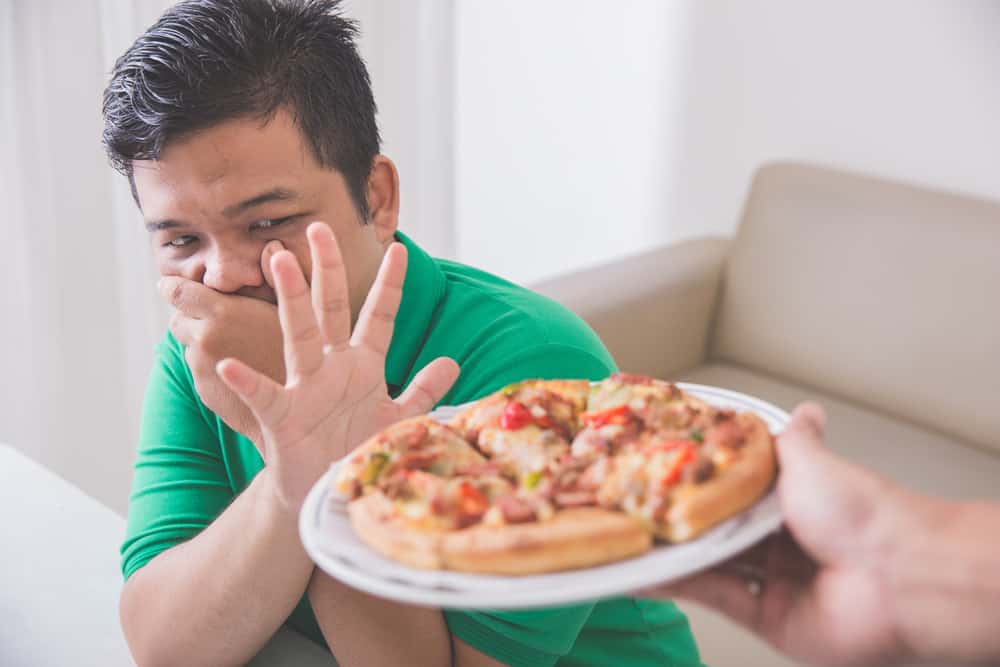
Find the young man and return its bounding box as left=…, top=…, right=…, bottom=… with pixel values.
left=104, top=1, right=702, bottom=665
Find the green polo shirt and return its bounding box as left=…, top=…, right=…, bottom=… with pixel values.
left=122, top=232, right=702, bottom=667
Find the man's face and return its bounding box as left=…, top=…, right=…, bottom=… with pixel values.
left=133, top=109, right=392, bottom=314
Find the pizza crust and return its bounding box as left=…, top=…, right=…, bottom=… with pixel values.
left=347, top=493, right=444, bottom=570
left=658, top=413, right=776, bottom=542
left=441, top=507, right=651, bottom=575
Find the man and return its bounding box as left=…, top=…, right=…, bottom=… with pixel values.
left=103, top=1, right=702, bottom=665
left=646, top=403, right=1000, bottom=667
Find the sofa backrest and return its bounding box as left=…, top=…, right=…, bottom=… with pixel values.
left=712, top=162, right=1000, bottom=453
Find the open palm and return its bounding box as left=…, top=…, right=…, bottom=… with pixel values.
left=216, top=223, right=459, bottom=510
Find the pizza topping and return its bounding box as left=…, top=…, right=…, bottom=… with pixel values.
left=500, top=381, right=523, bottom=397
left=580, top=404, right=631, bottom=428
left=400, top=421, right=430, bottom=448
left=660, top=444, right=697, bottom=487
left=500, top=401, right=533, bottom=430
left=523, top=469, right=543, bottom=490
left=359, top=452, right=391, bottom=484
left=577, top=456, right=610, bottom=489
left=457, top=482, right=489, bottom=517
left=496, top=495, right=537, bottom=524
left=649, top=438, right=699, bottom=453
left=454, top=462, right=502, bottom=477
left=705, top=418, right=746, bottom=451
left=554, top=490, right=597, bottom=508
left=682, top=456, right=715, bottom=484
left=397, top=450, right=438, bottom=471
left=690, top=428, right=704, bottom=443
left=609, top=372, right=656, bottom=386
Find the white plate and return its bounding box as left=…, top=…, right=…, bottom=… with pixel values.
left=299, top=382, right=788, bottom=609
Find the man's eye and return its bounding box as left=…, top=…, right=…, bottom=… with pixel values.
left=166, top=235, right=197, bottom=248
left=251, top=216, right=294, bottom=231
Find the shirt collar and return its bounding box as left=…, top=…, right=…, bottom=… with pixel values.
left=383, top=231, right=446, bottom=394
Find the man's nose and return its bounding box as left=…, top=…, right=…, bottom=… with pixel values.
left=201, top=245, right=264, bottom=293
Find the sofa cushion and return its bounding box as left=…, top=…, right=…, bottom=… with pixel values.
left=711, top=162, right=1000, bottom=454
left=680, top=363, right=1000, bottom=499
left=531, top=238, right=730, bottom=380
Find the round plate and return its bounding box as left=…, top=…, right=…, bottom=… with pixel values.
left=299, top=382, right=787, bottom=609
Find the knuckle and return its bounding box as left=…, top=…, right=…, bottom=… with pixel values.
left=290, top=323, right=322, bottom=346
left=169, top=281, right=185, bottom=306
left=322, top=295, right=349, bottom=313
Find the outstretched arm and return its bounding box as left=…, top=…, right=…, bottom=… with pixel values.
left=219, top=222, right=509, bottom=666
left=643, top=403, right=1000, bottom=666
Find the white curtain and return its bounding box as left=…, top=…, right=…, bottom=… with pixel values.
left=0, top=0, right=453, bottom=513
left=0, top=0, right=173, bottom=513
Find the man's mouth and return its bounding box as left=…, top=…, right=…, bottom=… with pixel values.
left=236, top=285, right=278, bottom=305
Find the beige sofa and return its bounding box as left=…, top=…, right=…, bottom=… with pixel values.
left=533, top=162, right=1000, bottom=667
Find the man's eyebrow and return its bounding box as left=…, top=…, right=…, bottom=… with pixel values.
left=142, top=188, right=300, bottom=232
left=222, top=187, right=299, bottom=217
left=144, top=220, right=181, bottom=232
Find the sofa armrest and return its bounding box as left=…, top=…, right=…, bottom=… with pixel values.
left=531, top=238, right=731, bottom=379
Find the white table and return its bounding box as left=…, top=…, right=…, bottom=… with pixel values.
left=0, top=444, right=335, bottom=666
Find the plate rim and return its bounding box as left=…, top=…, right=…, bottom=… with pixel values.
left=298, top=382, right=789, bottom=609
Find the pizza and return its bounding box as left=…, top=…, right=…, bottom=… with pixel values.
left=331, top=373, right=777, bottom=575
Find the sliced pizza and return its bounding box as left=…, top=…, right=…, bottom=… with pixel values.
left=333, top=416, right=486, bottom=499
left=450, top=379, right=590, bottom=485
left=597, top=410, right=776, bottom=541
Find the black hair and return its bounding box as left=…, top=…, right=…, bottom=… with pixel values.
left=102, top=0, right=380, bottom=220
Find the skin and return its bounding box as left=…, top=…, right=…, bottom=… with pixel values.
left=140, top=109, right=387, bottom=446
left=122, top=110, right=504, bottom=666
left=644, top=404, right=1000, bottom=667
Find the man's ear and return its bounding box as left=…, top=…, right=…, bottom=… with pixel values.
left=366, top=155, right=400, bottom=245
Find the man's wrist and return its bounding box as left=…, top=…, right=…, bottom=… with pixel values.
left=253, top=466, right=303, bottom=523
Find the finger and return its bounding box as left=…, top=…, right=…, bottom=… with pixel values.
left=351, top=243, right=407, bottom=355
left=642, top=568, right=764, bottom=629
left=792, top=401, right=826, bottom=438
left=158, top=276, right=219, bottom=318
left=306, top=222, right=351, bottom=349
left=271, top=250, right=325, bottom=379
left=260, top=240, right=285, bottom=290
left=776, top=402, right=830, bottom=469
left=216, top=358, right=289, bottom=428
left=777, top=403, right=888, bottom=565
left=168, top=310, right=202, bottom=346
left=395, top=357, right=461, bottom=418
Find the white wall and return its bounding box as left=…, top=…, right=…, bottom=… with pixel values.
left=454, top=0, right=1000, bottom=284
left=454, top=1, right=694, bottom=284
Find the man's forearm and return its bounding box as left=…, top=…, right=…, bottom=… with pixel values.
left=121, top=470, right=313, bottom=667
left=308, top=570, right=452, bottom=667
left=886, top=492, right=1000, bottom=664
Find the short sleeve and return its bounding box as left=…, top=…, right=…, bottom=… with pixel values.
left=121, top=333, right=234, bottom=580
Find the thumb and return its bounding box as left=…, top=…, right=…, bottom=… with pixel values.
left=775, top=401, right=828, bottom=470
left=777, top=402, right=888, bottom=564
left=261, top=240, right=286, bottom=289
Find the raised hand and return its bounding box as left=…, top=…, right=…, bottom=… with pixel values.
left=216, top=222, right=460, bottom=511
